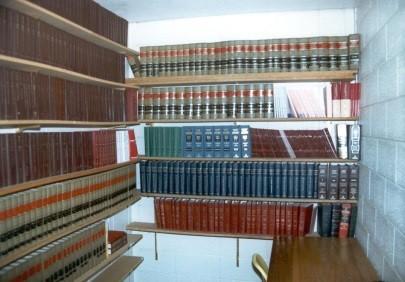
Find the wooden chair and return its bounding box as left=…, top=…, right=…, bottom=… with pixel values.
left=252, top=253, right=269, bottom=282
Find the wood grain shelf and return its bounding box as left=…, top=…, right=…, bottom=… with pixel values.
left=75, top=234, right=143, bottom=282
left=0, top=54, right=137, bottom=89
left=126, top=70, right=357, bottom=87
left=0, top=120, right=140, bottom=128
left=0, top=0, right=138, bottom=57
left=138, top=156, right=358, bottom=163
left=0, top=160, right=138, bottom=197
left=127, top=222, right=273, bottom=240
left=139, top=117, right=358, bottom=123
left=140, top=193, right=358, bottom=204
left=0, top=192, right=141, bottom=269
left=91, top=256, right=143, bottom=282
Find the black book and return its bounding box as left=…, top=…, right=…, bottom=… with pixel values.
left=306, top=162, right=315, bottom=199
left=349, top=204, right=358, bottom=237
left=256, top=162, right=264, bottom=197
left=226, top=162, right=233, bottom=196
left=196, top=161, right=204, bottom=195
left=331, top=204, right=342, bottom=237
left=268, top=162, right=275, bottom=197
left=338, top=164, right=349, bottom=200
left=262, top=162, right=269, bottom=197
left=140, top=161, right=147, bottom=193
left=232, top=162, right=239, bottom=196
left=167, top=161, right=174, bottom=194
left=156, top=161, right=163, bottom=193
left=299, top=162, right=307, bottom=198
left=318, top=163, right=329, bottom=199
left=214, top=162, right=222, bottom=196
left=250, top=162, right=257, bottom=197
left=293, top=162, right=300, bottom=198
left=191, top=161, right=198, bottom=195
left=245, top=162, right=252, bottom=197
left=239, top=162, right=246, bottom=196
left=202, top=162, right=209, bottom=195
left=287, top=162, right=294, bottom=198
left=185, top=161, right=192, bottom=194
left=313, top=163, right=319, bottom=198
left=318, top=204, right=332, bottom=237
left=348, top=164, right=359, bottom=200
left=281, top=162, right=288, bottom=198
left=151, top=161, right=158, bottom=193
left=328, top=164, right=339, bottom=200
left=174, top=161, right=181, bottom=194
left=221, top=162, right=228, bottom=196
left=209, top=162, right=216, bottom=196
left=274, top=162, right=281, bottom=197
left=162, top=161, right=169, bottom=194
left=179, top=161, right=186, bottom=194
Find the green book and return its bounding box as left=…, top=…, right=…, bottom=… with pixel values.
left=144, top=127, right=150, bottom=156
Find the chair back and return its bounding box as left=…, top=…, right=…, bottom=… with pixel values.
left=252, top=253, right=269, bottom=282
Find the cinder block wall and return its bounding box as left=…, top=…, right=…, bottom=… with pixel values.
left=356, top=1, right=405, bottom=281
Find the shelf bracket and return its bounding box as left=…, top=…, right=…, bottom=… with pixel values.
left=236, top=238, right=240, bottom=267
left=16, top=125, right=41, bottom=133
left=154, top=232, right=159, bottom=261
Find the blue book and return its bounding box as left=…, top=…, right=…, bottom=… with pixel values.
left=306, top=162, right=315, bottom=198
left=202, top=162, right=209, bottom=195
left=274, top=162, right=281, bottom=197
left=174, top=161, right=180, bottom=194
left=262, top=162, right=269, bottom=197
left=197, top=161, right=204, bottom=195
left=226, top=162, right=233, bottom=196
left=213, top=127, right=223, bottom=158
left=191, top=161, right=197, bottom=194
left=232, top=162, right=239, bottom=196
left=245, top=162, right=252, bottom=196
left=250, top=162, right=257, bottom=197
left=231, top=126, right=241, bottom=158
left=239, top=125, right=252, bottom=158
left=140, top=161, right=147, bottom=193
left=222, top=126, right=232, bottom=158
left=209, top=162, right=216, bottom=196
left=313, top=164, right=320, bottom=198
left=162, top=161, right=169, bottom=193
left=268, top=162, right=275, bottom=197
left=167, top=161, right=174, bottom=194
left=287, top=162, right=294, bottom=198
left=299, top=162, right=307, bottom=198
left=152, top=161, right=158, bottom=193
left=185, top=161, right=192, bottom=194
left=183, top=127, right=194, bottom=157
left=203, top=127, right=214, bottom=157
left=214, top=162, right=222, bottom=196
left=194, top=127, right=204, bottom=158
left=145, top=161, right=152, bottom=193
left=256, top=162, right=263, bottom=197
left=221, top=162, right=228, bottom=196
left=239, top=162, right=246, bottom=196
left=281, top=162, right=288, bottom=198
left=293, top=163, right=300, bottom=198
left=179, top=161, right=186, bottom=194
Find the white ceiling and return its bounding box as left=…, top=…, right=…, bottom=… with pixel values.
left=95, top=0, right=356, bottom=23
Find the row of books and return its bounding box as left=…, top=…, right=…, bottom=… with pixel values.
left=0, top=67, right=138, bottom=122
left=318, top=203, right=357, bottom=238
left=107, top=230, right=128, bottom=255
left=144, top=126, right=251, bottom=158
left=138, top=83, right=274, bottom=121
left=0, top=164, right=136, bottom=258
left=0, top=7, right=125, bottom=82
left=28, top=0, right=128, bottom=46
left=140, top=161, right=359, bottom=200
left=0, top=130, right=137, bottom=188
left=138, top=34, right=360, bottom=77
left=154, top=197, right=314, bottom=237
left=275, top=82, right=361, bottom=118
left=0, top=222, right=106, bottom=281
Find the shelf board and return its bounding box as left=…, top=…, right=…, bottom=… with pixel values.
left=0, top=160, right=138, bottom=197
left=127, top=222, right=273, bottom=240
left=138, top=156, right=358, bottom=163
left=0, top=120, right=140, bottom=128
left=140, top=193, right=358, bottom=204
left=75, top=234, right=143, bottom=282
left=127, top=70, right=357, bottom=87
left=0, top=0, right=138, bottom=57
left=139, top=117, right=358, bottom=123
left=91, top=256, right=143, bottom=282
left=0, top=54, right=137, bottom=89
left=0, top=192, right=141, bottom=269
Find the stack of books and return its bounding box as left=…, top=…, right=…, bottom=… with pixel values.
left=107, top=231, right=128, bottom=255
left=318, top=203, right=357, bottom=238
left=154, top=197, right=314, bottom=237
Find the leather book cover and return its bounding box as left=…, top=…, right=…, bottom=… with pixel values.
left=306, top=162, right=315, bottom=199
left=328, top=164, right=339, bottom=200
left=202, top=162, right=209, bottom=195
left=280, top=162, right=288, bottom=198
left=232, top=162, right=239, bottom=196
left=338, top=164, right=349, bottom=200
left=194, top=199, right=202, bottom=231
left=244, top=162, right=252, bottom=197
left=208, top=161, right=216, bottom=196
left=187, top=199, right=195, bottom=231
left=214, top=200, right=220, bottom=232
left=298, top=162, right=306, bottom=198
left=190, top=161, right=198, bottom=195
left=231, top=200, right=239, bottom=234
left=285, top=203, right=293, bottom=236
left=331, top=204, right=342, bottom=237
left=214, top=162, right=222, bottom=196
left=287, top=162, right=294, bottom=198
left=298, top=204, right=314, bottom=236
left=154, top=198, right=162, bottom=228
left=213, top=126, right=223, bottom=158
left=331, top=82, right=341, bottom=117
left=239, top=162, right=246, bottom=197
left=292, top=205, right=300, bottom=237
left=194, top=127, right=204, bottom=158
left=338, top=203, right=351, bottom=238
left=250, top=162, right=257, bottom=197
left=174, top=198, right=181, bottom=230
left=164, top=198, right=174, bottom=229
left=274, top=162, right=281, bottom=198
left=201, top=199, right=209, bottom=232
left=159, top=197, right=166, bottom=229
left=250, top=201, right=257, bottom=234
left=348, top=204, right=357, bottom=237
left=182, top=127, right=194, bottom=157
left=318, top=163, right=329, bottom=199
left=203, top=127, right=214, bottom=157
left=220, top=162, right=228, bottom=196
left=280, top=202, right=286, bottom=236
left=239, top=201, right=247, bottom=234
left=255, top=201, right=262, bottom=235
left=275, top=202, right=281, bottom=237
left=246, top=201, right=252, bottom=234
left=218, top=200, right=225, bottom=233
left=261, top=201, right=269, bottom=235
left=226, top=162, right=233, bottom=196
left=262, top=162, right=269, bottom=197
left=208, top=200, right=216, bottom=232
left=224, top=200, right=231, bottom=233
left=268, top=202, right=276, bottom=236
left=317, top=203, right=331, bottom=237
left=180, top=199, right=188, bottom=231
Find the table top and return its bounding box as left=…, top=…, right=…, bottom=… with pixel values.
left=267, top=237, right=380, bottom=282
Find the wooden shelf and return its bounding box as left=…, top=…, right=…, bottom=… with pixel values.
left=0, top=0, right=138, bottom=57
left=0, top=160, right=138, bottom=197
left=0, top=192, right=141, bottom=269
left=140, top=193, right=358, bottom=204
left=91, top=256, right=143, bottom=282
left=139, top=156, right=358, bottom=163
left=139, top=117, right=358, bottom=123
left=0, top=54, right=137, bottom=89
left=127, top=70, right=357, bottom=87
left=127, top=222, right=273, bottom=240
left=75, top=234, right=143, bottom=282
left=0, top=120, right=140, bottom=129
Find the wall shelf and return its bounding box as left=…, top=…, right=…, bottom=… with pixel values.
left=91, top=256, right=144, bottom=282
left=0, top=191, right=141, bottom=269
left=127, top=222, right=273, bottom=240
left=139, top=156, right=358, bottom=163
left=0, top=160, right=138, bottom=197
left=0, top=120, right=140, bottom=129
left=139, top=117, right=358, bottom=123
left=0, top=54, right=137, bottom=90
left=75, top=234, right=143, bottom=282
left=140, top=193, right=357, bottom=204
left=127, top=70, right=357, bottom=87
left=0, top=0, right=139, bottom=57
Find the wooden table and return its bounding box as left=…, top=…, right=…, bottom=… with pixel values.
left=267, top=238, right=379, bottom=282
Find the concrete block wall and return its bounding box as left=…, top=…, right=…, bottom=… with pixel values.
left=356, top=0, right=405, bottom=281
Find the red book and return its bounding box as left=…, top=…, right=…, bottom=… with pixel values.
left=275, top=202, right=281, bottom=237
left=180, top=199, right=188, bottom=231
left=261, top=202, right=269, bottom=235
left=280, top=203, right=286, bottom=236
left=339, top=203, right=352, bottom=238
left=231, top=201, right=239, bottom=234
left=208, top=200, right=216, bottom=232
left=268, top=203, right=276, bottom=236
left=292, top=205, right=300, bottom=237
left=128, top=129, right=138, bottom=160
left=187, top=199, right=195, bottom=231
left=193, top=199, right=202, bottom=231
left=164, top=198, right=173, bottom=229
left=159, top=197, right=166, bottom=228
left=174, top=198, right=181, bottom=230
left=218, top=200, right=225, bottom=233
left=224, top=200, right=231, bottom=233
left=154, top=198, right=161, bottom=228
left=298, top=204, right=314, bottom=236
left=246, top=201, right=252, bottom=234
left=255, top=201, right=262, bottom=235
left=239, top=201, right=247, bottom=234
left=250, top=201, right=257, bottom=234
left=331, top=82, right=341, bottom=117
left=201, top=199, right=209, bottom=232
left=285, top=203, right=293, bottom=237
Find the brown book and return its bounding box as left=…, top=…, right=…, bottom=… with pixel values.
left=231, top=200, right=239, bottom=234
left=164, top=198, right=174, bottom=229
left=275, top=202, right=281, bottom=237
left=339, top=204, right=351, bottom=238
left=154, top=198, right=162, bottom=228
left=250, top=201, right=257, bottom=234
left=246, top=201, right=252, bottom=234
left=174, top=198, right=181, bottom=230
left=280, top=202, right=286, bottom=236
left=255, top=201, right=262, bottom=235
left=224, top=200, right=231, bottom=233
left=239, top=201, right=247, bottom=234
left=261, top=202, right=269, bottom=235
left=208, top=200, right=216, bottom=232
left=298, top=204, right=314, bottom=236
left=268, top=202, right=276, bottom=236
left=292, top=205, right=300, bottom=237
left=180, top=199, right=188, bottom=231
left=201, top=199, right=209, bottom=232
left=285, top=203, right=293, bottom=237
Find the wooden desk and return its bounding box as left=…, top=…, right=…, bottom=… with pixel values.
left=267, top=238, right=379, bottom=282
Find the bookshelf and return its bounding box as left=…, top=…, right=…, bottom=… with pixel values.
left=127, top=70, right=357, bottom=87
left=0, top=191, right=141, bottom=269
left=140, top=193, right=358, bottom=204
left=0, top=54, right=137, bottom=90
left=0, top=0, right=139, bottom=58
left=0, top=160, right=138, bottom=197
left=127, top=222, right=274, bottom=240
left=90, top=256, right=144, bottom=282
left=75, top=234, right=143, bottom=282
left=0, top=120, right=140, bottom=129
